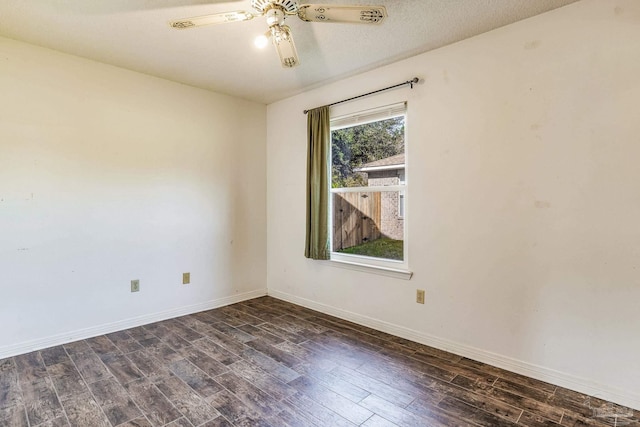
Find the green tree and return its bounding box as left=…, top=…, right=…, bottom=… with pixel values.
left=331, top=117, right=404, bottom=187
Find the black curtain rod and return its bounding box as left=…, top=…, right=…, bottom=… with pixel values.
left=303, top=77, right=420, bottom=114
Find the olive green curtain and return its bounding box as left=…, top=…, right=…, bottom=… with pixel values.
left=304, top=106, right=330, bottom=260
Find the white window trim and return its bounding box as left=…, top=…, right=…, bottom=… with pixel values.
left=330, top=185, right=405, bottom=193
left=323, top=257, right=413, bottom=280
left=328, top=102, right=411, bottom=278
left=331, top=102, right=407, bottom=130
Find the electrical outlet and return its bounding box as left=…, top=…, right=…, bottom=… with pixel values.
left=416, top=289, right=425, bottom=304
left=183, top=272, right=190, bottom=285
left=131, top=279, right=140, bottom=293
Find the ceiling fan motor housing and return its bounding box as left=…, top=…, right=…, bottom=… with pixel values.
left=251, top=0, right=299, bottom=14
left=266, top=8, right=286, bottom=27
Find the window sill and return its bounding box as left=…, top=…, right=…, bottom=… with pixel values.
left=323, top=258, right=413, bottom=280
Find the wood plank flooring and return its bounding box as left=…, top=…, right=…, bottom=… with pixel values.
left=1, top=296, right=637, bottom=427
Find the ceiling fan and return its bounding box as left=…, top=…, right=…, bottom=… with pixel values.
left=169, top=0, right=387, bottom=68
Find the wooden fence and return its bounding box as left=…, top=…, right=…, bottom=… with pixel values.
left=332, top=192, right=381, bottom=251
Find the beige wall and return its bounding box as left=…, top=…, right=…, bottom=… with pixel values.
left=267, top=0, right=640, bottom=409
left=0, top=37, right=267, bottom=356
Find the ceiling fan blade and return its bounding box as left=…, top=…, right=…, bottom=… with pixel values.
left=169, top=10, right=254, bottom=29
left=272, top=26, right=299, bottom=68
left=298, top=4, right=387, bottom=24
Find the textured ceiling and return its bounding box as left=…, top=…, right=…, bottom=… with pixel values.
left=0, top=0, right=579, bottom=104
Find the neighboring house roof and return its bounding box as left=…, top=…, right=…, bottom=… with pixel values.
left=355, top=153, right=405, bottom=172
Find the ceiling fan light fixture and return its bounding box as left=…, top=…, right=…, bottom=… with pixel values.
left=254, top=31, right=270, bottom=48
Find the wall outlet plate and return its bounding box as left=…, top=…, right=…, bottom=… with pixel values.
left=416, top=289, right=425, bottom=304
left=183, top=272, right=190, bottom=285
left=131, top=279, right=140, bottom=293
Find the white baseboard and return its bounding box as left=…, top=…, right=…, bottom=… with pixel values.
left=268, top=289, right=640, bottom=411
left=0, top=288, right=267, bottom=359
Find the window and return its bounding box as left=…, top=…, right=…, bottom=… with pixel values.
left=329, top=102, right=408, bottom=273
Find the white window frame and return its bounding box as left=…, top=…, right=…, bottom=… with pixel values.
left=398, top=170, right=406, bottom=220
left=328, top=102, right=411, bottom=278
left=398, top=192, right=405, bottom=220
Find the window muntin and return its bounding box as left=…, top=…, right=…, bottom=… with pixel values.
left=329, top=103, right=407, bottom=270
left=398, top=170, right=405, bottom=219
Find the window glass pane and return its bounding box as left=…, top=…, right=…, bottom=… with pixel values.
left=331, top=116, right=405, bottom=188
left=332, top=190, right=404, bottom=261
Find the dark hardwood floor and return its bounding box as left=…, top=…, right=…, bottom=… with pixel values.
left=1, top=296, right=637, bottom=427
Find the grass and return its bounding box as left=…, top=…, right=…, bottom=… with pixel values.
left=338, top=238, right=403, bottom=260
